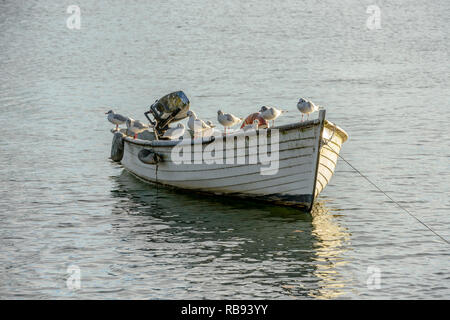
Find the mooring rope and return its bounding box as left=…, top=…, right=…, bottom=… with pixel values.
left=322, top=134, right=449, bottom=245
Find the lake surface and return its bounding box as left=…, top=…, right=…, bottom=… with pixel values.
left=0, top=0, right=449, bottom=299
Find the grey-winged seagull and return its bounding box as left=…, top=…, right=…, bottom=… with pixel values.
left=259, top=106, right=285, bottom=127
left=126, top=118, right=150, bottom=139
left=297, top=98, right=319, bottom=122
left=187, top=111, right=211, bottom=136
left=217, top=110, right=242, bottom=135
left=106, top=110, right=128, bottom=130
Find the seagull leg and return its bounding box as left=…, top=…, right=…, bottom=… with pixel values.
left=116, top=124, right=118, bottom=130
left=301, top=114, right=304, bottom=122
left=134, top=133, right=137, bottom=139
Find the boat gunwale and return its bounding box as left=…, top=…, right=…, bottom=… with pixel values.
left=324, top=120, right=348, bottom=143
left=121, top=118, right=323, bottom=147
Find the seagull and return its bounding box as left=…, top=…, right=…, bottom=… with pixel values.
left=106, top=110, right=128, bottom=130
left=126, top=118, right=150, bottom=139
left=217, top=110, right=243, bottom=135
left=259, top=106, right=286, bottom=127
left=243, top=119, right=260, bottom=131
left=297, top=98, right=319, bottom=121
left=162, top=123, right=185, bottom=140
left=205, top=120, right=215, bottom=128
left=187, top=111, right=211, bottom=134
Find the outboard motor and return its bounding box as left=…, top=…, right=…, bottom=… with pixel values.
left=145, top=91, right=190, bottom=138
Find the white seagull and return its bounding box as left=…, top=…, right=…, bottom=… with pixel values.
left=126, top=118, right=150, bottom=139
left=162, top=123, right=185, bottom=140
left=297, top=98, right=319, bottom=121
left=259, top=106, right=286, bottom=127
left=106, top=110, right=128, bottom=130
left=217, top=110, right=242, bottom=135
left=187, top=111, right=211, bottom=134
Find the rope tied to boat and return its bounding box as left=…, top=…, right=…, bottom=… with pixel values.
left=320, top=124, right=336, bottom=148
left=324, top=141, right=449, bottom=245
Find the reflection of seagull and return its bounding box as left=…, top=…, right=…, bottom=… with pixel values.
left=297, top=98, right=319, bottom=121
left=106, top=110, right=128, bottom=130
left=187, top=111, right=211, bottom=132
left=217, top=110, right=242, bottom=135
left=162, top=123, right=185, bottom=140
left=243, top=119, right=259, bottom=131
left=259, top=106, right=285, bottom=127
left=126, top=118, right=150, bottom=139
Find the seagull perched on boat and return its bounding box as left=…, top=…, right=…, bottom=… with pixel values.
left=205, top=120, right=215, bottom=128
left=105, top=110, right=128, bottom=130
left=243, top=119, right=260, bottom=131
left=162, top=123, right=185, bottom=140
left=297, top=98, right=319, bottom=121
left=187, top=111, right=211, bottom=134
left=259, top=106, right=286, bottom=127
left=217, top=110, right=243, bottom=135
left=126, top=118, right=150, bottom=139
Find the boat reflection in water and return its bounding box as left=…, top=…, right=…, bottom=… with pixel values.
left=308, top=202, right=351, bottom=299
left=109, top=170, right=351, bottom=299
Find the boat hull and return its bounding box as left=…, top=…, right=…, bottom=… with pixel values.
left=118, top=110, right=348, bottom=211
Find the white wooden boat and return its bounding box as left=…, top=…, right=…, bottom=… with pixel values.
left=110, top=108, right=348, bottom=212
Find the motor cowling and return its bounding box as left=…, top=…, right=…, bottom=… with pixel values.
left=145, top=91, right=190, bottom=137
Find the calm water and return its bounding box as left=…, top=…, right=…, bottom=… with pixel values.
left=0, top=0, right=449, bottom=299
